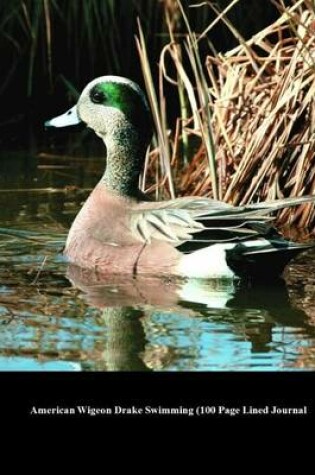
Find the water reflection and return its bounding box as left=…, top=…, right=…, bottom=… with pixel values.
left=0, top=151, right=315, bottom=371
left=83, top=307, right=149, bottom=371
left=63, top=266, right=314, bottom=371
left=0, top=151, right=99, bottom=230
left=0, top=226, right=315, bottom=371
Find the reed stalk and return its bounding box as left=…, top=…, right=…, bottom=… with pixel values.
left=139, top=0, right=315, bottom=230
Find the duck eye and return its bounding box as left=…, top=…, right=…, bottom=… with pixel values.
left=90, top=89, right=106, bottom=104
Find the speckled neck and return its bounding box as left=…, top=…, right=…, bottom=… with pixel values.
left=101, top=125, right=147, bottom=198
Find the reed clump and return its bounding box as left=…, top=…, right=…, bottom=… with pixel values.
left=139, top=0, right=315, bottom=230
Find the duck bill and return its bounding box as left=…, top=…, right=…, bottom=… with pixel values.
left=45, top=105, right=81, bottom=128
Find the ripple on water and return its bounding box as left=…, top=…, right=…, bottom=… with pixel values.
left=1, top=165, right=315, bottom=371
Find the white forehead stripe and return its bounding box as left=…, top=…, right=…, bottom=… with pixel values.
left=83, top=75, right=141, bottom=92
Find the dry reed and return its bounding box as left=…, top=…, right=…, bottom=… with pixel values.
left=139, top=0, right=315, bottom=231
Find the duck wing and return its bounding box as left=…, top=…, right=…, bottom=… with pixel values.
left=130, top=195, right=315, bottom=249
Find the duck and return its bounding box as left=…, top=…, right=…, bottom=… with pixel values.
left=45, top=75, right=315, bottom=280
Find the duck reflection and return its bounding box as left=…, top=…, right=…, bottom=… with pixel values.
left=66, top=265, right=310, bottom=371
left=95, top=307, right=149, bottom=371
left=67, top=265, right=191, bottom=371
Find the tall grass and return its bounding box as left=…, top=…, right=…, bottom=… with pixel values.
left=137, top=0, right=315, bottom=230
left=0, top=0, right=281, bottom=99
left=0, top=0, right=214, bottom=99
left=1, top=0, right=314, bottom=229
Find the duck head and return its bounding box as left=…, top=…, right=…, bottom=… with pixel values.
left=45, top=76, right=153, bottom=196
left=46, top=76, right=152, bottom=140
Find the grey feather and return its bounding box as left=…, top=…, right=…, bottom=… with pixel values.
left=131, top=194, right=315, bottom=248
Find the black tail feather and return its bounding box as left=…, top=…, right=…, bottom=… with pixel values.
left=226, top=241, right=315, bottom=281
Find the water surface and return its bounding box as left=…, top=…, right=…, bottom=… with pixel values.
left=0, top=152, right=314, bottom=371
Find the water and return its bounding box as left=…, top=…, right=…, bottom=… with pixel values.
left=0, top=152, right=315, bottom=371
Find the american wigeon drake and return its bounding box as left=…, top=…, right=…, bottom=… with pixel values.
left=45, top=76, right=315, bottom=280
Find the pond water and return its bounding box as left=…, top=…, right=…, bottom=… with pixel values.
left=0, top=151, right=315, bottom=372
